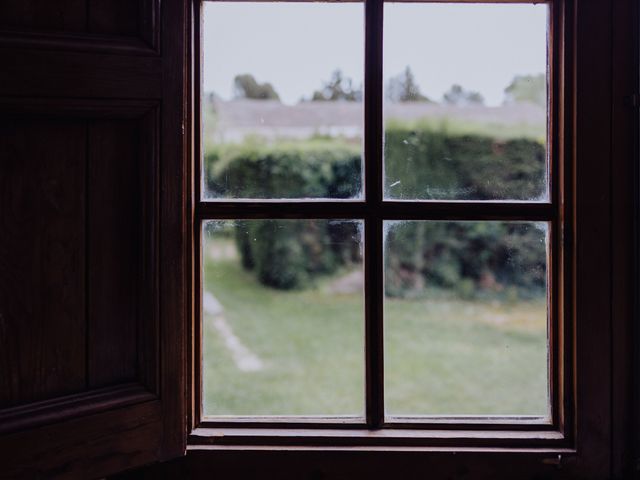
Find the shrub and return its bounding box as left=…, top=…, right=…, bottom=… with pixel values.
left=204, top=140, right=361, bottom=199
left=235, top=219, right=350, bottom=290
left=384, top=222, right=547, bottom=299
left=384, top=126, right=546, bottom=200
left=205, top=128, right=546, bottom=298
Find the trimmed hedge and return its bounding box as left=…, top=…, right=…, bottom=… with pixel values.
left=384, top=127, right=546, bottom=200
left=205, top=140, right=361, bottom=199
left=204, top=128, right=547, bottom=296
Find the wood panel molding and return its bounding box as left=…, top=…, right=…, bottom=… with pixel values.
left=0, top=49, right=162, bottom=99
left=0, top=400, right=163, bottom=480
left=0, top=383, right=156, bottom=436
left=0, top=98, right=161, bottom=434
left=0, top=0, right=189, bottom=475
left=0, top=0, right=160, bottom=55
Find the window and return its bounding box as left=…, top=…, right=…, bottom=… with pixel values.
left=189, top=0, right=611, bottom=464
left=0, top=0, right=632, bottom=477
left=195, top=0, right=557, bottom=435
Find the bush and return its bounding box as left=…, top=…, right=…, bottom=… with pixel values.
left=204, top=128, right=546, bottom=298
left=232, top=219, right=357, bottom=290
left=204, top=140, right=361, bottom=199
left=384, top=222, right=547, bottom=299
left=384, top=126, right=546, bottom=200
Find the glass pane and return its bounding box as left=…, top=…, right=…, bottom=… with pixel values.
left=384, top=221, right=549, bottom=416
left=202, top=2, right=364, bottom=200
left=383, top=3, right=549, bottom=201
left=203, top=219, right=364, bottom=416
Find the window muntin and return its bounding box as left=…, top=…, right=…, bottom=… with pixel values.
left=197, top=0, right=557, bottom=432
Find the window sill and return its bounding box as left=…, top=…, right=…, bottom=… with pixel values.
left=188, top=426, right=569, bottom=450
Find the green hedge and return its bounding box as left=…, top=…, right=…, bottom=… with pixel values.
left=384, top=127, right=546, bottom=200
left=205, top=140, right=361, bottom=199
left=384, top=221, right=546, bottom=299
left=204, top=128, right=547, bottom=296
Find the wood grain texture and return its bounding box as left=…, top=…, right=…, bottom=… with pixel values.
left=88, top=0, right=140, bottom=36
left=113, top=449, right=573, bottom=480
left=158, top=0, right=189, bottom=460
left=0, top=400, right=162, bottom=480
left=0, top=0, right=187, bottom=476
left=87, top=120, right=140, bottom=388
left=0, top=119, right=87, bottom=408
left=571, top=0, right=613, bottom=477
left=0, top=0, right=86, bottom=32
left=610, top=0, right=636, bottom=477
left=0, top=383, right=154, bottom=436
left=0, top=48, right=161, bottom=99
left=0, top=0, right=153, bottom=44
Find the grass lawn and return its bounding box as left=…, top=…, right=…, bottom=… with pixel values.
left=203, top=239, right=548, bottom=418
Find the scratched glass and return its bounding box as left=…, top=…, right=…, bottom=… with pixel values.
left=383, top=3, right=549, bottom=201
left=202, top=2, right=364, bottom=200
left=384, top=221, right=549, bottom=417
left=203, top=219, right=365, bottom=416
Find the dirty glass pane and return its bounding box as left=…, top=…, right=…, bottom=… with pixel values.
left=202, top=2, right=364, bottom=200
left=203, top=219, right=364, bottom=416
left=384, top=221, right=549, bottom=416
left=383, top=3, right=549, bottom=201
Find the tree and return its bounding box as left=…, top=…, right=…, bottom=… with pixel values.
left=386, top=66, right=429, bottom=103
left=233, top=74, right=280, bottom=100
left=442, top=84, right=485, bottom=106
left=503, top=73, right=546, bottom=107
left=311, top=70, right=362, bottom=102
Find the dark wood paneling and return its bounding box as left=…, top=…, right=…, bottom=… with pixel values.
left=0, top=0, right=187, bottom=475
left=112, top=449, right=572, bottom=480
left=0, top=0, right=160, bottom=55
left=0, top=383, right=154, bottom=436
left=1, top=400, right=162, bottom=480
left=159, top=0, right=188, bottom=460
left=573, top=0, right=613, bottom=477
left=610, top=0, right=636, bottom=477
left=87, top=120, right=140, bottom=388
left=0, top=0, right=86, bottom=33
left=0, top=119, right=87, bottom=408
left=0, top=0, right=157, bottom=52
left=0, top=49, right=161, bottom=99
left=88, top=0, right=140, bottom=37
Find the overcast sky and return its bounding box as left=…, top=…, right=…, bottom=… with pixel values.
left=203, top=2, right=547, bottom=107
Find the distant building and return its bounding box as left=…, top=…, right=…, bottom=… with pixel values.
left=206, top=99, right=545, bottom=144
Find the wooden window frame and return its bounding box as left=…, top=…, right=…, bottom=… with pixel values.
left=185, top=0, right=635, bottom=476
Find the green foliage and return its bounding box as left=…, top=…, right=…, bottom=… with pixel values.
left=205, top=140, right=361, bottom=199
left=384, top=222, right=547, bottom=299
left=204, top=127, right=546, bottom=298
left=386, top=66, right=430, bottom=103
left=233, top=73, right=280, bottom=100
left=311, top=70, right=362, bottom=102
left=230, top=220, right=358, bottom=290
left=504, top=73, right=546, bottom=107
left=384, top=124, right=546, bottom=200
